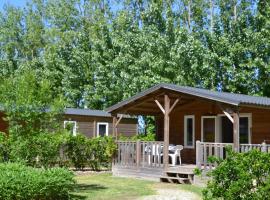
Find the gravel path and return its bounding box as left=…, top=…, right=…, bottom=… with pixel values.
left=138, top=184, right=201, bottom=200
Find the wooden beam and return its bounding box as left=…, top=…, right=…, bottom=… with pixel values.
left=168, top=98, right=180, bottom=114
left=164, top=94, right=170, bottom=170
left=233, top=112, right=240, bottom=152
left=223, top=110, right=234, bottom=123
left=112, top=116, right=117, bottom=137
left=155, top=99, right=165, bottom=114
left=115, top=114, right=123, bottom=126
left=93, top=120, right=97, bottom=137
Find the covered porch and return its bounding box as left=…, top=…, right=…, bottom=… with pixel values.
left=107, top=84, right=270, bottom=183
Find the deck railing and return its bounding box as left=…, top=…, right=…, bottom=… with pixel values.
left=196, top=141, right=270, bottom=170
left=114, top=141, right=164, bottom=169
left=196, top=141, right=233, bottom=170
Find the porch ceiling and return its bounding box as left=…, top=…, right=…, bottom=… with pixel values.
left=107, top=88, right=217, bottom=116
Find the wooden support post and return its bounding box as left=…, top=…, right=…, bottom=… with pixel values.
left=113, top=116, right=117, bottom=138
left=136, top=140, right=141, bottom=170
left=164, top=94, right=170, bottom=170
left=93, top=120, right=97, bottom=137
left=113, top=114, right=123, bottom=140
left=196, top=140, right=201, bottom=169
left=155, top=96, right=179, bottom=171
left=233, top=112, right=239, bottom=152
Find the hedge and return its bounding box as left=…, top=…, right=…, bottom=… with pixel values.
left=0, top=132, right=117, bottom=170
left=0, top=163, right=75, bottom=200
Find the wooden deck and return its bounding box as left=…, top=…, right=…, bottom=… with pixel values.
left=112, top=164, right=196, bottom=182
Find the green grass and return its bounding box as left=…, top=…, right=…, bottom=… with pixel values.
left=71, top=173, right=156, bottom=200
left=177, top=184, right=203, bottom=197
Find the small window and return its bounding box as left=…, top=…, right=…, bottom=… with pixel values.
left=97, top=122, right=109, bottom=137
left=64, top=121, right=77, bottom=136
left=240, top=117, right=249, bottom=144
left=184, top=115, right=195, bottom=148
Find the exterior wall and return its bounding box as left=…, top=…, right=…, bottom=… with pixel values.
left=0, top=111, right=138, bottom=138
left=63, top=115, right=138, bottom=138
left=156, top=101, right=270, bottom=164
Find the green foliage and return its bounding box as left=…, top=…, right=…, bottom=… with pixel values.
left=65, top=134, right=88, bottom=170
left=0, top=0, right=269, bottom=110
left=0, top=163, right=75, bottom=200
left=0, top=70, right=65, bottom=137
left=193, top=167, right=202, bottom=176
left=65, top=134, right=117, bottom=170
left=8, top=132, right=69, bottom=168
left=0, top=133, right=8, bottom=162
left=145, top=116, right=156, bottom=135
left=203, top=148, right=270, bottom=200
left=119, top=133, right=156, bottom=141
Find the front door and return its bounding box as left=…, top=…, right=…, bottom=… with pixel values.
left=221, top=116, right=233, bottom=143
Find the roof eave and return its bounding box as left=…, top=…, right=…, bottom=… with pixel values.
left=106, top=84, right=241, bottom=113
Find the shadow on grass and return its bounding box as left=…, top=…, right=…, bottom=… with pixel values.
left=70, top=184, right=107, bottom=200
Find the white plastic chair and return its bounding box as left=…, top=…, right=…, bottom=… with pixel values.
left=169, top=145, right=183, bottom=166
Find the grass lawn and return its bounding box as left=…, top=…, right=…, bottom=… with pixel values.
left=71, top=173, right=156, bottom=200
left=71, top=173, right=203, bottom=200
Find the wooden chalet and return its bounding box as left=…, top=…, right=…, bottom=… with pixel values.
left=107, top=83, right=270, bottom=184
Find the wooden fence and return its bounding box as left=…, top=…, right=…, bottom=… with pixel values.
left=196, top=141, right=270, bottom=170
left=114, top=141, right=164, bottom=169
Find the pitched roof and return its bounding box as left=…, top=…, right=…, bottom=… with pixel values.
left=106, top=83, right=270, bottom=112
left=64, top=108, right=112, bottom=117
left=64, top=108, right=135, bottom=118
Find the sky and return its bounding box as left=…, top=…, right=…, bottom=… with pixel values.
left=0, top=0, right=27, bottom=10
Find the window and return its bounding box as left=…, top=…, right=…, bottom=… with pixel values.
left=201, top=116, right=216, bottom=142
left=97, top=122, right=109, bottom=137
left=239, top=116, right=250, bottom=144
left=64, top=121, right=77, bottom=136
left=184, top=115, right=195, bottom=148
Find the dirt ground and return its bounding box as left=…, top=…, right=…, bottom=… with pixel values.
left=137, top=183, right=202, bottom=200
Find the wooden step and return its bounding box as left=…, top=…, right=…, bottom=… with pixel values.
left=160, top=176, right=190, bottom=184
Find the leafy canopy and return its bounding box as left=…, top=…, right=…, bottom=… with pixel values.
left=0, top=70, right=65, bottom=137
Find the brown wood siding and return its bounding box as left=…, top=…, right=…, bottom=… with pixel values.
left=156, top=100, right=270, bottom=164
left=64, top=115, right=137, bottom=138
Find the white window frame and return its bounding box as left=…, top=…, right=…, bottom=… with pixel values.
left=97, top=122, right=109, bottom=137
left=201, top=116, right=218, bottom=142
left=64, top=120, right=77, bottom=136
left=184, top=115, right=195, bottom=148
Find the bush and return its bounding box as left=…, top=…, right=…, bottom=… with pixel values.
left=87, top=136, right=117, bottom=170
left=118, top=133, right=156, bottom=141
left=1, top=131, right=117, bottom=171
left=65, top=134, right=88, bottom=170
left=203, top=148, right=270, bottom=200
left=65, top=134, right=117, bottom=170
left=8, top=132, right=69, bottom=168
left=0, top=163, right=75, bottom=200
left=0, top=133, right=8, bottom=162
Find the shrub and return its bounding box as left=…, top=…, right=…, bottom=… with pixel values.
left=65, top=134, right=117, bottom=170
left=65, top=134, right=88, bottom=170
left=0, top=163, right=75, bottom=200
left=0, top=133, right=8, bottom=162
left=203, top=148, right=270, bottom=200
left=8, top=132, right=69, bottom=168
left=87, top=136, right=117, bottom=170
left=118, top=133, right=156, bottom=141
